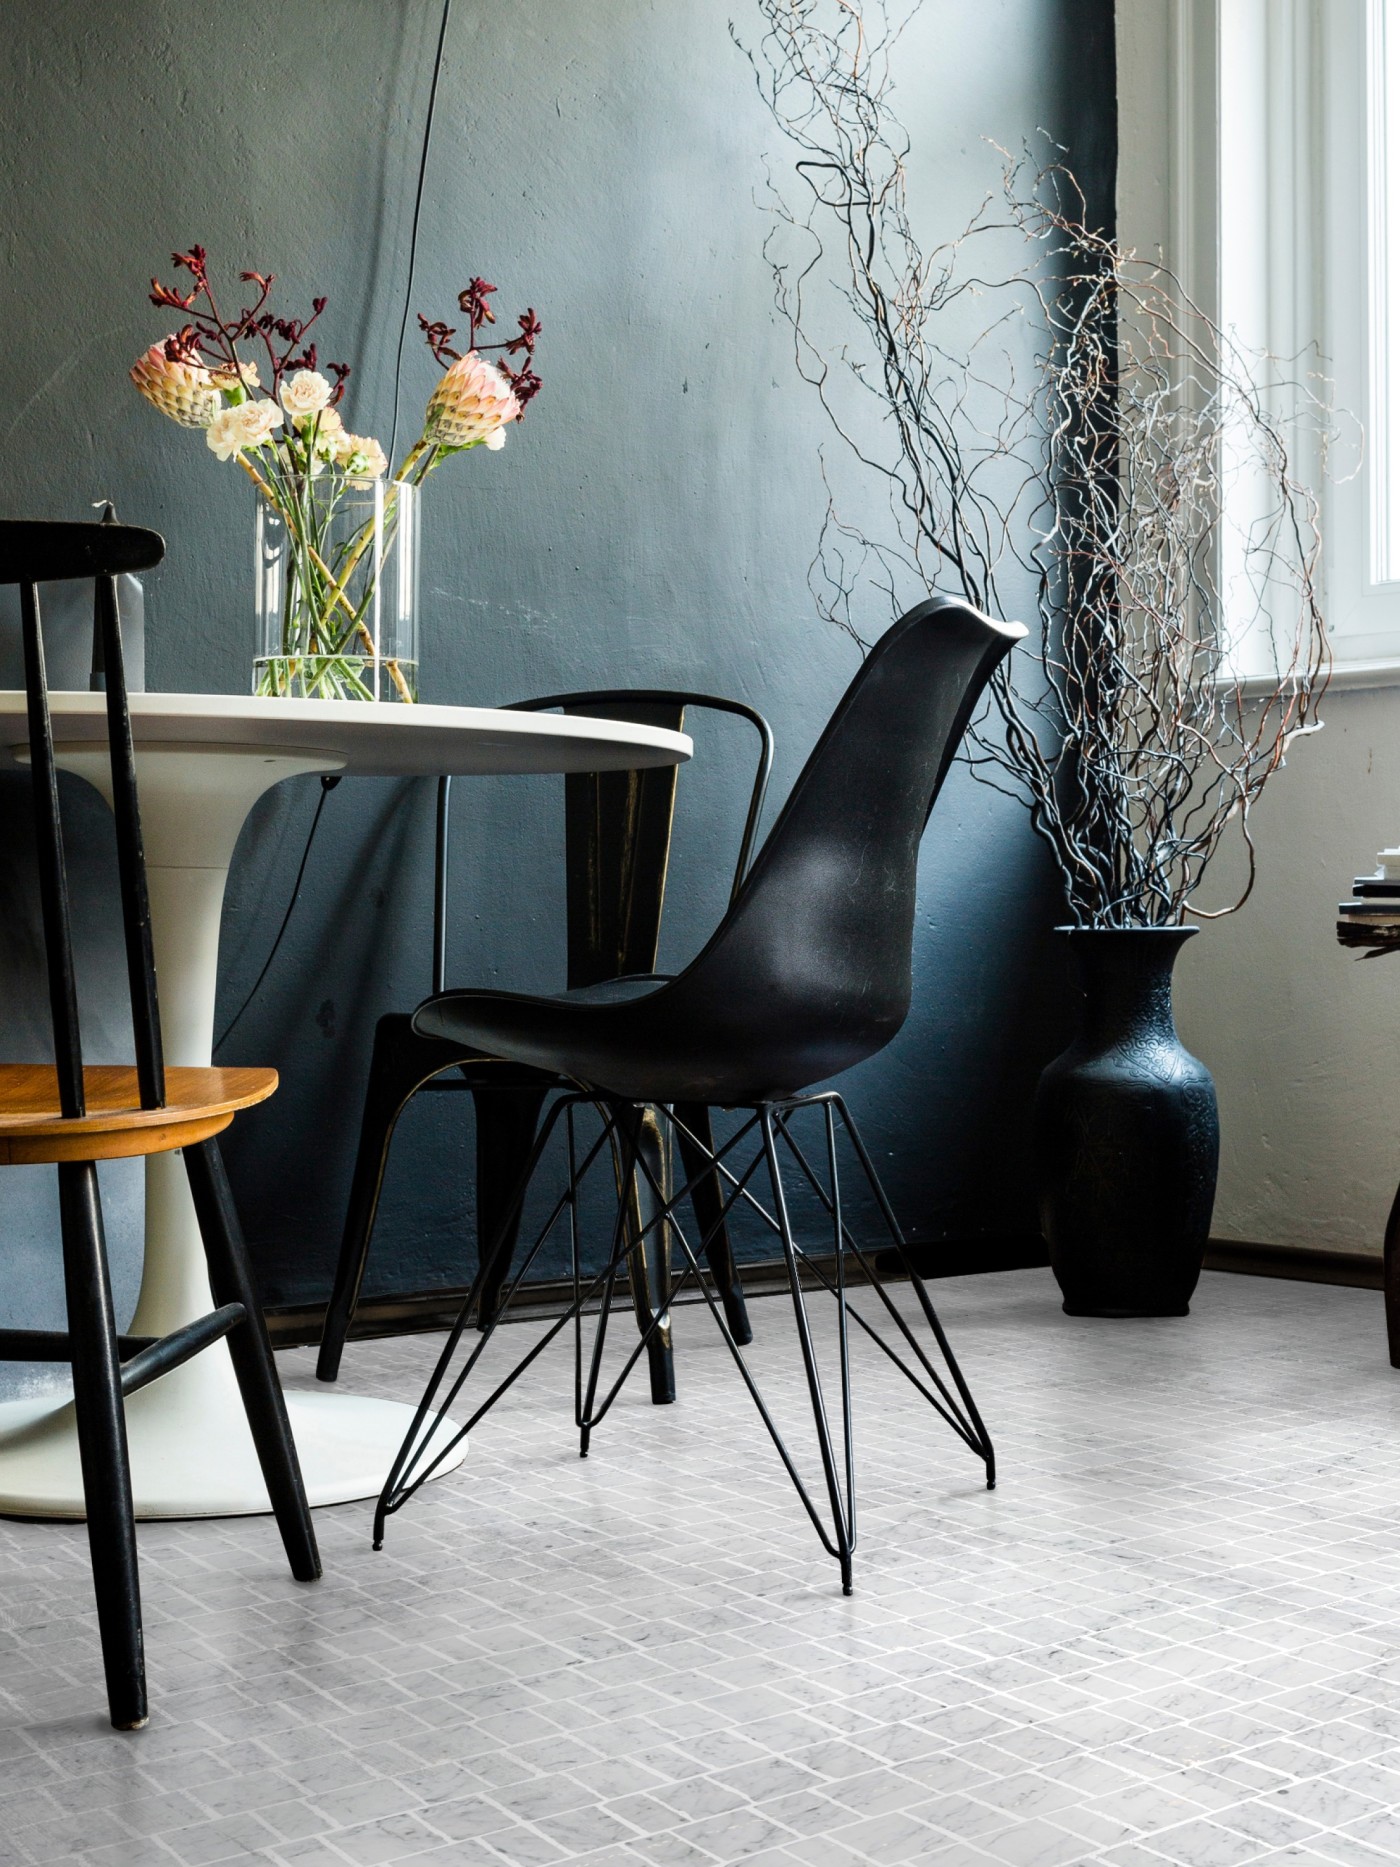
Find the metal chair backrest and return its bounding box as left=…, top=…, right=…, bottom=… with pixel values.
left=0, top=518, right=167, bottom=1116
left=429, top=691, right=773, bottom=994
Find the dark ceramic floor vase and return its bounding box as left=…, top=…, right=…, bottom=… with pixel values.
left=1034, top=926, right=1219, bottom=1317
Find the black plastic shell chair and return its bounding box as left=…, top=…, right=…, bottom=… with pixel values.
left=315, top=690, right=775, bottom=1399
left=374, top=595, right=1025, bottom=1593
left=0, top=518, right=320, bottom=1730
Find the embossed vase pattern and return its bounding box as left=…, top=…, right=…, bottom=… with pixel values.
left=1034, top=927, right=1219, bottom=1317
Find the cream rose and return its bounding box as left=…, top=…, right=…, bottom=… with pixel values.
left=279, top=370, right=333, bottom=419
left=334, top=431, right=388, bottom=478
left=207, top=400, right=284, bottom=461
left=306, top=407, right=345, bottom=455
left=208, top=356, right=262, bottom=394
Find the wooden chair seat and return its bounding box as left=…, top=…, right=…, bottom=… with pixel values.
left=0, top=1064, right=278, bottom=1164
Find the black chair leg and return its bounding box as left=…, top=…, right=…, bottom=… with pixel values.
left=832, top=1095, right=996, bottom=1490
left=473, top=1086, right=548, bottom=1331
left=675, top=1101, right=752, bottom=1345
left=318, top=1015, right=470, bottom=1382
left=613, top=1104, right=675, bottom=1405
left=57, top=1161, right=146, bottom=1730
left=760, top=1113, right=855, bottom=1593
left=185, top=1139, right=321, bottom=1583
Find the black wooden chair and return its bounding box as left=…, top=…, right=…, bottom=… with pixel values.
left=315, top=691, right=774, bottom=1401
left=0, top=518, right=319, bottom=1730
left=372, top=597, right=1024, bottom=1593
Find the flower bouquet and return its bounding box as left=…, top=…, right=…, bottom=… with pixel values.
left=132, top=249, right=541, bottom=701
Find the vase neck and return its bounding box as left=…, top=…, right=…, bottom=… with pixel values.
left=1062, top=929, right=1195, bottom=1048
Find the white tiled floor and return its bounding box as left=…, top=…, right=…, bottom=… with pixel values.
left=4, top=1267, right=1400, bottom=1866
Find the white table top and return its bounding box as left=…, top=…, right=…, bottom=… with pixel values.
left=0, top=691, right=692, bottom=778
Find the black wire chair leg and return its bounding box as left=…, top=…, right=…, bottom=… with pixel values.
left=474, top=1086, right=549, bottom=1332
left=185, top=1140, right=322, bottom=1580
left=375, top=1093, right=585, bottom=1541
left=612, top=1103, right=675, bottom=1406
left=318, top=1015, right=470, bottom=1382
left=58, top=1161, right=146, bottom=1730
left=760, top=1112, right=854, bottom=1594
left=577, top=1112, right=772, bottom=1439
left=768, top=1105, right=993, bottom=1474
left=582, top=1111, right=648, bottom=1451
left=832, top=1095, right=996, bottom=1489
left=822, top=1102, right=856, bottom=1548
left=632, top=1106, right=855, bottom=1586
left=674, top=1101, right=752, bottom=1345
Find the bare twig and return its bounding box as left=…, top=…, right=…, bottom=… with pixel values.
left=740, top=0, right=1331, bottom=927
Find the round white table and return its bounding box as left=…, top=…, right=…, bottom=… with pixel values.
left=0, top=693, right=690, bottom=1518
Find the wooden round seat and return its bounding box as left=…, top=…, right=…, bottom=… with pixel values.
left=0, top=1064, right=278, bottom=1165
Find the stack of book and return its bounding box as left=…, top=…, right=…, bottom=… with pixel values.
left=1337, top=873, right=1400, bottom=954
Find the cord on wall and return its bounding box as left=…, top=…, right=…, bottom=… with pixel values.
left=213, top=0, right=454, bottom=1055
left=213, top=775, right=340, bottom=1054
left=389, top=0, right=454, bottom=470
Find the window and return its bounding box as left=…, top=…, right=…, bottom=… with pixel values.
left=1369, top=0, right=1400, bottom=582
left=1122, top=0, right=1400, bottom=683
left=1315, top=0, right=1400, bottom=669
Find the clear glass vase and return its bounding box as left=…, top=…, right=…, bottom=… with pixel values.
left=254, top=478, right=419, bottom=701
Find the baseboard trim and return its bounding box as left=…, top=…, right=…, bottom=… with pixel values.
left=263, top=1234, right=1383, bottom=1348
left=264, top=1235, right=1047, bottom=1349
left=1203, top=1238, right=1383, bottom=1290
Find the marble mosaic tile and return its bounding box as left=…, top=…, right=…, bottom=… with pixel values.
left=4, top=1270, right=1400, bottom=1866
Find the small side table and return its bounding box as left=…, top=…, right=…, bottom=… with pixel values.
left=1337, top=903, right=1400, bottom=1365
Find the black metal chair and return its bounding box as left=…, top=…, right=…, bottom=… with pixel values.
left=315, top=691, right=774, bottom=1401
left=373, top=596, right=1024, bottom=1593
left=0, top=518, right=319, bottom=1730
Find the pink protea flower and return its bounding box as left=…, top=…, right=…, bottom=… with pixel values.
left=130, top=340, right=220, bottom=428
left=424, top=351, right=521, bottom=450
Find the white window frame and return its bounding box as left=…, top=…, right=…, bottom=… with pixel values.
left=1118, top=0, right=1400, bottom=690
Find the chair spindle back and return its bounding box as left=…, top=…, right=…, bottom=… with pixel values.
left=2, top=519, right=167, bottom=1113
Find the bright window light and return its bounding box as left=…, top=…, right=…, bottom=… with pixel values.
left=1371, top=0, right=1400, bottom=581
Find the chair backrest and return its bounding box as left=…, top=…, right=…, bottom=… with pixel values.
left=430, top=691, right=773, bottom=994
left=0, top=518, right=167, bottom=1116
left=656, top=597, right=1024, bottom=1093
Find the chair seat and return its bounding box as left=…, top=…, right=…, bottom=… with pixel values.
left=0, top=1065, right=278, bottom=1165
left=411, top=975, right=712, bottom=1102
left=412, top=969, right=889, bottom=1106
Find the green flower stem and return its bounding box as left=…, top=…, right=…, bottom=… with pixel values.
left=239, top=452, right=371, bottom=642
left=309, top=437, right=436, bottom=640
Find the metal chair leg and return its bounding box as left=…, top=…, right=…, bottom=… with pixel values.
left=674, top=1101, right=752, bottom=1344
left=611, top=1103, right=675, bottom=1405
left=185, top=1140, right=321, bottom=1582
left=318, top=1015, right=471, bottom=1382
left=57, top=1161, right=146, bottom=1730
left=831, top=1095, right=996, bottom=1490
left=760, top=1112, right=855, bottom=1593
left=473, top=1086, right=548, bottom=1331
left=581, top=1109, right=648, bottom=1449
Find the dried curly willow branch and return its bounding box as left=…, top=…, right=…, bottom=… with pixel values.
left=737, top=0, right=1332, bottom=927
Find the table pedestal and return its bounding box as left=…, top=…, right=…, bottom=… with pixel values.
left=0, top=745, right=465, bottom=1517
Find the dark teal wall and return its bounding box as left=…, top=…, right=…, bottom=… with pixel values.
left=0, top=1, right=1112, bottom=1363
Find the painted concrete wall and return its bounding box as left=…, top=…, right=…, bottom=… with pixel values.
left=0, top=0, right=1113, bottom=1391
left=1175, top=690, right=1400, bottom=1258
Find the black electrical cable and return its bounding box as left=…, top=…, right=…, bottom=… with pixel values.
left=213, top=1, right=453, bottom=1056
left=388, top=0, right=454, bottom=471
left=214, top=775, right=341, bottom=1054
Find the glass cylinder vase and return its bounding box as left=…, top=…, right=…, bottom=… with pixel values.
left=254, top=478, right=419, bottom=701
